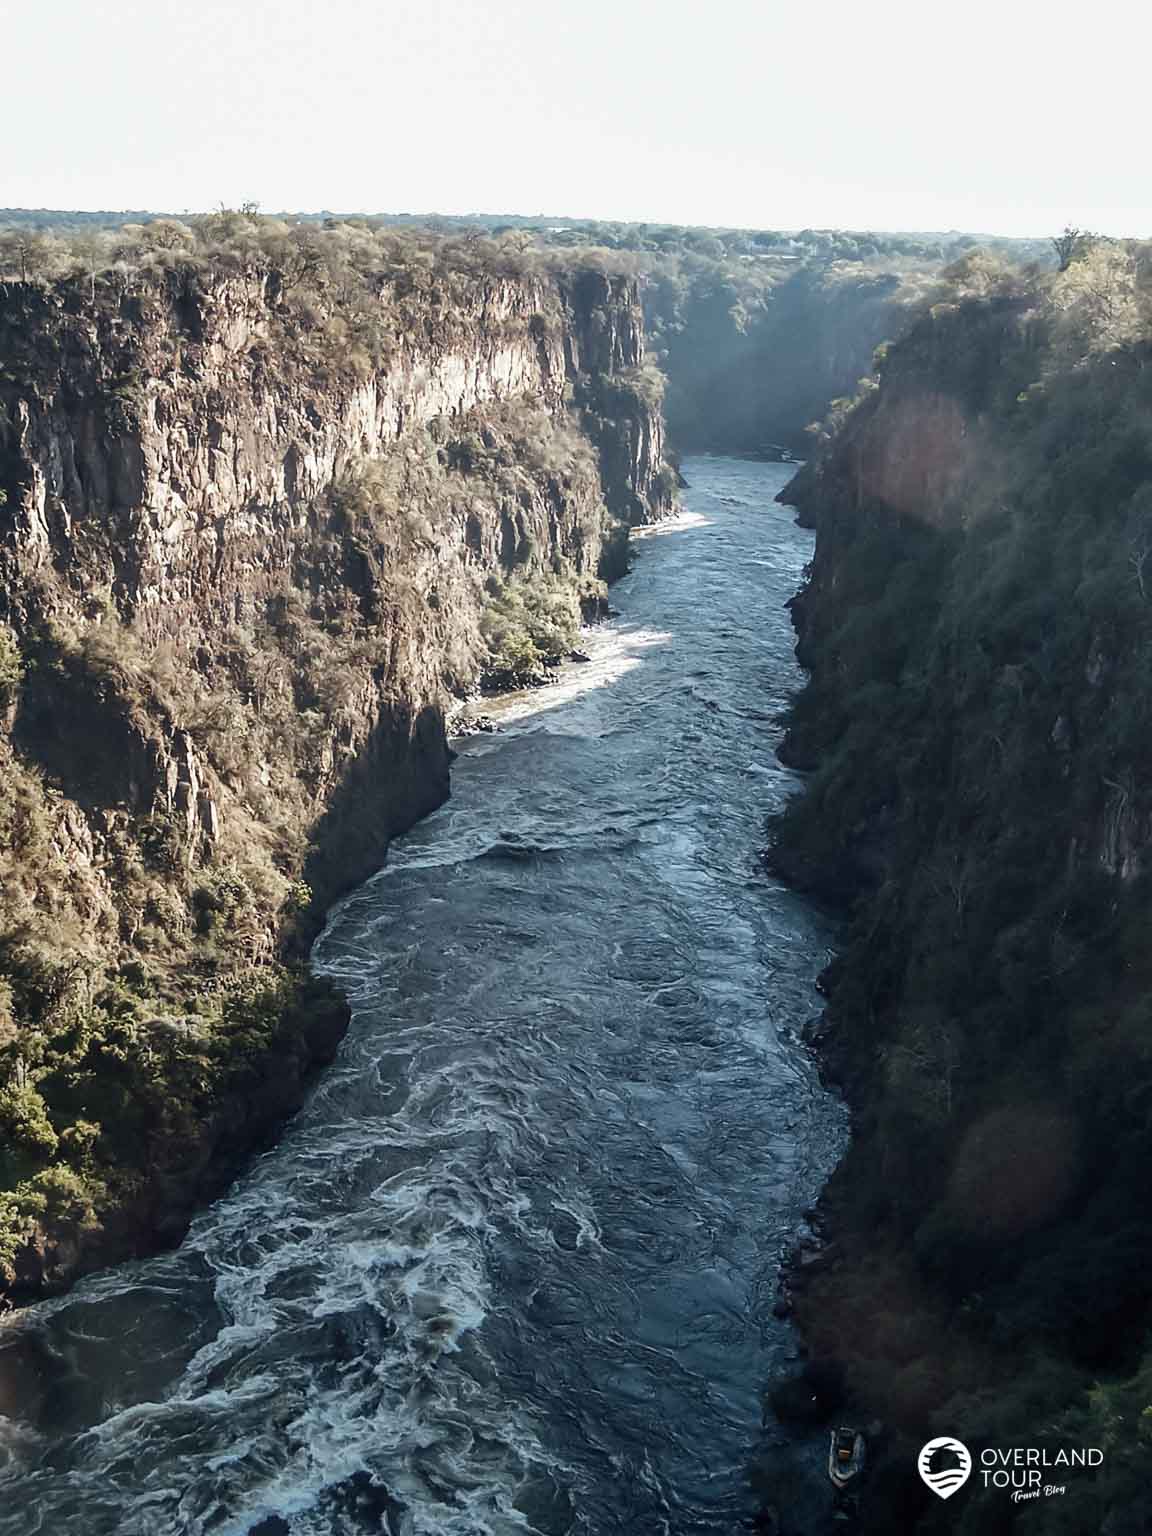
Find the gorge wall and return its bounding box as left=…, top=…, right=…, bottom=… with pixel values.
left=0, top=232, right=674, bottom=1299
left=771, top=247, right=1152, bottom=1532
left=650, top=265, right=905, bottom=455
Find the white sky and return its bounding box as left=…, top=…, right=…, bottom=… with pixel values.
left=8, top=0, right=1149, bottom=238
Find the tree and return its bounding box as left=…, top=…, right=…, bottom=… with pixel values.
left=1052, top=225, right=1093, bottom=272
left=0, top=228, right=59, bottom=284
left=1051, top=242, right=1140, bottom=352
left=69, top=230, right=110, bottom=303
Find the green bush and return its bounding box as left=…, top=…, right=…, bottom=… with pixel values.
left=27, top=1162, right=102, bottom=1222
left=0, top=1084, right=58, bottom=1160
left=193, top=867, right=254, bottom=932
left=479, top=570, right=584, bottom=683
left=0, top=628, right=22, bottom=700
left=0, top=1163, right=104, bottom=1281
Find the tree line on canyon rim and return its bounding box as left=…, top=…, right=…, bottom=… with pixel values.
left=769, top=233, right=1152, bottom=1532
left=0, top=206, right=1047, bottom=453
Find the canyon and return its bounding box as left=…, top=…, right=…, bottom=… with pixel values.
left=2, top=215, right=1150, bottom=1535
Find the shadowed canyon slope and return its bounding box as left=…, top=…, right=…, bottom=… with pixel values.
left=772, top=243, right=1152, bottom=1533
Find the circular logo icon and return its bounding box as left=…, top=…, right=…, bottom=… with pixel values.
left=918, top=1437, right=972, bottom=1500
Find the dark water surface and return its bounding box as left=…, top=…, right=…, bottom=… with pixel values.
left=0, top=459, right=845, bottom=1535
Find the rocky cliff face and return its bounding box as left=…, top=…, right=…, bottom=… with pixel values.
left=0, top=246, right=673, bottom=1298
left=1, top=262, right=665, bottom=629
left=770, top=259, right=1152, bottom=1531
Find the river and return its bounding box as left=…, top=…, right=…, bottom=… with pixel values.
left=0, top=457, right=846, bottom=1536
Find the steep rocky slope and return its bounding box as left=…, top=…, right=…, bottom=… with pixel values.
left=0, top=227, right=673, bottom=1299
left=770, top=246, right=1152, bottom=1531
left=650, top=264, right=908, bottom=454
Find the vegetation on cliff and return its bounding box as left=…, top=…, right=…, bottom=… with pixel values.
left=772, top=236, right=1152, bottom=1531
left=0, top=225, right=673, bottom=1297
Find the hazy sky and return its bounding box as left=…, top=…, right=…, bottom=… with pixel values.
left=9, top=0, right=1149, bottom=237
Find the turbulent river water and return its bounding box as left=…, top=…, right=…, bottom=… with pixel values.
left=0, top=458, right=846, bottom=1536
